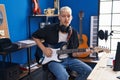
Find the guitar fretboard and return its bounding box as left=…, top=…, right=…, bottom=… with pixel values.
left=57, top=48, right=86, bottom=54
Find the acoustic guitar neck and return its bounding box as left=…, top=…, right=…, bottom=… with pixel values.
left=79, top=11, right=84, bottom=44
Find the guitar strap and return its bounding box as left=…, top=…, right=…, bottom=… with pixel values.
left=67, top=26, right=72, bottom=41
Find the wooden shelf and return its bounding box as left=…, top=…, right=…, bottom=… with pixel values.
left=30, top=14, right=58, bottom=17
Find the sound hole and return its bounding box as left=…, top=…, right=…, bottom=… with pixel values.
left=0, top=10, right=3, bottom=25
left=79, top=39, right=83, bottom=44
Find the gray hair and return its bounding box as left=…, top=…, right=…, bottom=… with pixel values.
left=60, top=6, right=72, bottom=15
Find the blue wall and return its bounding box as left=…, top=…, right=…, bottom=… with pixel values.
left=0, top=0, right=99, bottom=64
left=60, top=0, right=99, bottom=43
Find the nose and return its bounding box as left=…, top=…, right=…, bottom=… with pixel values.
left=65, top=16, right=69, bottom=21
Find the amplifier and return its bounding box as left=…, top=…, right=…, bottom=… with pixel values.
left=0, top=61, right=20, bottom=80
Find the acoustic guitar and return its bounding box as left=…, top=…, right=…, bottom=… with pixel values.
left=77, top=11, right=90, bottom=58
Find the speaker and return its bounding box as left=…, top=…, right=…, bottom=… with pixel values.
left=113, top=42, right=120, bottom=71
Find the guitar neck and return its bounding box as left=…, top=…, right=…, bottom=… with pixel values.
left=57, top=48, right=86, bottom=54
left=79, top=11, right=84, bottom=38
left=79, top=19, right=82, bottom=37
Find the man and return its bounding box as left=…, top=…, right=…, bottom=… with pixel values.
left=32, top=6, right=92, bottom=80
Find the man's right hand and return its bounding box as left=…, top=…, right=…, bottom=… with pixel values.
left=42, top=47, right=52, bottom=57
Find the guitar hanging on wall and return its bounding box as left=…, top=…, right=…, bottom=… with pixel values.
left=32, top=0, right=41, bottom=15
left=77, top=11, right=90, bottom=58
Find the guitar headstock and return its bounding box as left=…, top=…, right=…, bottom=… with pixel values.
left=94, top=46, right=110, bottom=53
left=79, top=11, right=84, bottom=20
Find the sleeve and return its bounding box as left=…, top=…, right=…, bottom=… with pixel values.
left=32, top=28, right=46, bottom=39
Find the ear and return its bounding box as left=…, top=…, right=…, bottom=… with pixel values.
left=71, top=16, right=73, bottom=21
left=58, top=15, right=61, bottom=20
left=71, top=16, right=73, bottom=19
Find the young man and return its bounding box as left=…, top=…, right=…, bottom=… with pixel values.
left=32, top=6, right=92, bottom=80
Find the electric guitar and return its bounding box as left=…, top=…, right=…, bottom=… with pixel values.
left=32, top=0, right=41, bottom=15
left=77, top=11, right=89, bottom=58
left=38, top=42, right=110, bottom=65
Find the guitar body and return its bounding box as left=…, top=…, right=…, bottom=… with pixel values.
left=78, top=34, right=88, bottom=48
left=77, top=34, right=90, bottom=58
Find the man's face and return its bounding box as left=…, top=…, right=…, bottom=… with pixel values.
left=59, top=10, right=72, bottom=27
